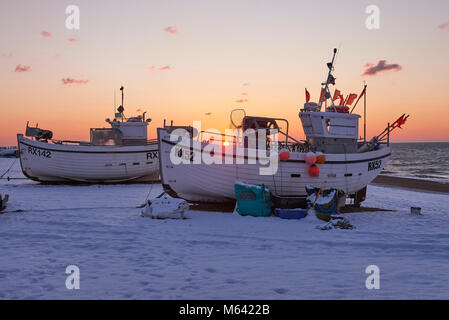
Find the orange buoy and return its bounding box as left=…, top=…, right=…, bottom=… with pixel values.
left=316, top=152, right=326, bottom=164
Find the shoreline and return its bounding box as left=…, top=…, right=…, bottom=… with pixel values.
left=371, top=175, right=449, bottom=194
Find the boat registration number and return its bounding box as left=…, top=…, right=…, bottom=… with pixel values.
left=27, top=146, right=51, bottom=158
left=174, top=146, right=194, bottom=161
left=368, top=159, right=382, bottom=171
left=146, top=151, right=158, bottom=159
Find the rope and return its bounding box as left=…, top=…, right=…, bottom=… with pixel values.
left=144, top=183, right=155, bottom=202
left=0, top=158, right=18, bottom=178
left=136, top=182, right=156, bottom=208
left=271, top=161, right=279, bottom=195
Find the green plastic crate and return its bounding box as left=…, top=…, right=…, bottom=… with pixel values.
left=234, top=182, right=272, bottom=217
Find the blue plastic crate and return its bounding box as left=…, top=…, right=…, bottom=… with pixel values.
left=274, top=208, right=308, bottom=220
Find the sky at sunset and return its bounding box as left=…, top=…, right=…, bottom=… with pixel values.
left=1, top=0, right=449, bottom=145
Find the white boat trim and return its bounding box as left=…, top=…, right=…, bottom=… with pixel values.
left=157, top=128, right=391, bottom=203
left=17, top=134, right=159, bottom=183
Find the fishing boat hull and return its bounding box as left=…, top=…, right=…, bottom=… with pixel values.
left=157, top=128, right=390, bottom=203
left=17, top=134, right=159, bottom=183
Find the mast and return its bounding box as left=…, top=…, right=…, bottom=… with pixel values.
left=319, top=48, right=337, bottom=110
left=120, top=86, right=124, bottom=121
left=364, top=85, right=367, bottom=142
left=120, top=86, right=124, bottom=109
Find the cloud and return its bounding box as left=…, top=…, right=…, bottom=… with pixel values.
left=61, top=78, right=88, bottom=85
left=164, top=26, right=178, bottom=35
left=362, top=60, right=402, bottom=76
left=235, top=99, right=248, bottom=103
left=14, top=64, right=31, bottom=72
left=2, top=52, right=14, bottom=58
left=68, top=38, right=79, bottom=43
left=41, top=31, right=52, bottom=38
left=437, top=22, right=449, bottom=30
left=149, top=65, right=172, bottom=71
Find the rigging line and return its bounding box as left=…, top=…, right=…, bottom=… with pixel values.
left=271, top=154, right=278, bottom=195
left=136, top=183, right=156, bottom=208
left=0, top=158, right=18, bottom=178
left=1, top=205, right=145, bottom=214
left=144, top=182, right=155, bottom=201
left=271, top=172, right=277, bottom=195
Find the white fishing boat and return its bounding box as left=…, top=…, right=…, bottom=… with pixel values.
left=157, top=49, right=405, bottom=207
left=17, top=87, right=159, bottom=183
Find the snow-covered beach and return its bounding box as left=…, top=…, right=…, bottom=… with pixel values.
left=1, top=158, right=448, bottom=299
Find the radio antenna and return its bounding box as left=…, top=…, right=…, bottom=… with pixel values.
left=120, top=86, right=124, bottom=109
left=333, top=43, right=342, bottom=70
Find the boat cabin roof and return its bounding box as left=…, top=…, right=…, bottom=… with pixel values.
left=242, top=116, right=281, bottom=131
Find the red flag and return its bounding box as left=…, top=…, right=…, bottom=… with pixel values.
left=333, top=89, right=345, bottom=105
left=319, top=89, right=324, bottom=103
left=344, top=93, right=358, bottom=105
left=396, top=115, right=409, bottom=129
left=319, top=89, right=328, bottom=103
left=391, top=114, right=405, bottom=129
left=359, top=86, right=366, bottom=99
left=332, top=89, right=341, bottom=101
left=305, top=88, right=310, bottom=103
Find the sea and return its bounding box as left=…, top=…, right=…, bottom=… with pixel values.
left=383, top=142, right=449, bottom=182
left=1, top=142, right=449, bottom=182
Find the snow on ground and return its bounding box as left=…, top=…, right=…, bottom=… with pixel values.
left=0, top=158, right=449, bottom=299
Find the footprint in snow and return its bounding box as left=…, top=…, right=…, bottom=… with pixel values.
left=225, top=279, right=238, bottom=284
left=150, top=273, right=165, bottom=278
left=273, top=288, right=288, bottom=294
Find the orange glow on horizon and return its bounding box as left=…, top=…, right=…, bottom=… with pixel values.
left=1, top=1, right=449, bottom=145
